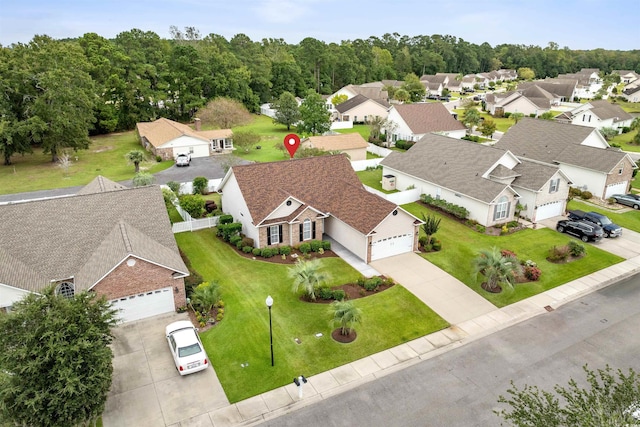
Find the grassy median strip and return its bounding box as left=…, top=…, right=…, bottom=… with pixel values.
left=402, top=202, right=624, bottom=308
left=175, top=229, right=449, bottom=402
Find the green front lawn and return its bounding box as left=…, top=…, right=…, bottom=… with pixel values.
left=568, top=199, right=640, bottom=232
left=175, top=230, right=448, bottom=402
left=0, top=131, right=173, bottom=194
left=356, top=168, right=397, bottom=193
left=402, top=202, right=624, bottom=307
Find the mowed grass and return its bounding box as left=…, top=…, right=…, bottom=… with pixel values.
left=176, top=229, right=448, bottom=402
left=402, top=202, right=624, bottom=307
left=568, top=199, right=640, bottom=232
left=0, top=131, right=173, bottom=194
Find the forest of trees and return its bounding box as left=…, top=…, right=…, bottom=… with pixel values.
left=1, top=28, right=639, bottom=163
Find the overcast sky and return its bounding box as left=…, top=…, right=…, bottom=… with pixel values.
left=0, top=0, right=636, bottom=50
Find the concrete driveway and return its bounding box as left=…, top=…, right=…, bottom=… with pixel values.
left=103, top=312, right=229, bottom=427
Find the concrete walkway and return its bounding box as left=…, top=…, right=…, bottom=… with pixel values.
left=370, top=252, right=497, bottom=324
left=324, top=237, right=380, bottom=278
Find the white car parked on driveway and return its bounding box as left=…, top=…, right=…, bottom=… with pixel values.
left=165, top=320, right=209, bottom=375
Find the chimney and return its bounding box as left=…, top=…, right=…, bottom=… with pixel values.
left=194, top=118, right=201, bottom=131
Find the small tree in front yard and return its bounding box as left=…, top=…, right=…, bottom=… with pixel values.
left=330, top=300, right=362, bottom=336
left=421, top=213, right=441, bottom=246
left=289, top=258, right=329, bottom=301
left=125, top=149, right=145, bottom=173
left=190, top=281, right=221, bottom=314
left=192, top=176, right=208, bottom=195
left=474, top=247, right=521, bottom=292
left=179, top=194, right=205, bottom=218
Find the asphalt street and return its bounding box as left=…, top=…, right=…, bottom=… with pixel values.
left=258, top=273, right=640, bottom=427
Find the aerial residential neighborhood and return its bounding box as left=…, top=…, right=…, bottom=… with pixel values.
left=1, top=5, right=640, bottom=425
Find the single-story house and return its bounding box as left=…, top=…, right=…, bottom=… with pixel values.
left=494, top=118, right=637, bottom=199
left=334, top=94, right=390, bottom=123
left=621, top=85, right=640, bottom=103
left=386, top=102, right=467, bottom=143
left=555, top=100, right=634, bottom=132
left=380, top=133, right=571, bottom=226
left=0, top=176, right=189, bottom=322
left=485, top=85, right=558, bottom=117
left=518, top=80, right=578, bottom=102
left=301, top=133, right=369, bottom=161
left=218, top=155, right=422, bottom=263
left=614, top=70, right=640, bottom=85
left=136, top=117, right=233, bottom=160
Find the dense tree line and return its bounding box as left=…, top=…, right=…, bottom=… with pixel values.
left=1, top=29, right=639, bottom=163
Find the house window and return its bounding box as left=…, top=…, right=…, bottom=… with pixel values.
left=619, top=166, right=624, bottom=175
left=549, top=178, right=560, bottom=193
left=268, top=225, right=281, bottom=245
left=343, top=115, right=350, bottom=121
left=494, top=196, right=509, bottom=221
left=224, top=139, right=233, bottom=149
left=303, top=219, right=312, bottom=240
left=56, top=282, right=75, bottom=299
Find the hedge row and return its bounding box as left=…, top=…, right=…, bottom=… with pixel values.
left=420, top=194, right=469, bottom=220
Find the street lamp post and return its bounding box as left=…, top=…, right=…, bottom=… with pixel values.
left=266, top=295, right=274, bottom=367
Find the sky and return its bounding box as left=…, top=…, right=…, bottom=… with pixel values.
left=0, top=0, right=637, bottom=50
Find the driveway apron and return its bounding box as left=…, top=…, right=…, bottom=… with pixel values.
left=370, top=252, right=497, bottom=325
left=103, top=312, right=229, bottom=427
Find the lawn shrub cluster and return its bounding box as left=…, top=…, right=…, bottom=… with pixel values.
left=394, top=140, right=416, bottom=150
left=501, top=249, right=542, bottom=282
left=356, top=275, right=394, bottom=292
left=299, top=240, right=330, bottom=254
left=179, top=194, right=205, bottom=218
left=318, top=287, right=346, bottom=301
left=568, top=241, right=586, bottom=257
left=217, top=222, right=242, bottom=241
left=419, top=235, right=442, bottom=252
left=461, top=135, right=481, bottom=142
left=548, top=241, right=587, bottom=263
left=421, top=194, right=469, bottom=220
left=569, top=187, right=593, bottom=200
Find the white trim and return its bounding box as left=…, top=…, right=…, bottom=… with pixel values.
left=88, top=254, right=188, bottom=291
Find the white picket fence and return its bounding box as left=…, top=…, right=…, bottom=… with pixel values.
left=364, top=186, right=421, bottom=205
left=172, top=216, right=220, bottom=233
left=367, top=143, right=392, bottom=157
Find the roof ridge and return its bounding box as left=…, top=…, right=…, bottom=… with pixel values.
left=118, top=221, right=133, bottom=253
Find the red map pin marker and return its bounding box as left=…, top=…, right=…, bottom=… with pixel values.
left=284, top=134, right=300, bottom=159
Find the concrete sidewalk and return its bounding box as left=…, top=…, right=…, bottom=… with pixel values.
left=175, top=256, right=640, bottom=427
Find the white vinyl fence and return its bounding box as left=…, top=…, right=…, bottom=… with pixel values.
left=350, top=158, right=382, bottom=171
left=363, top=186, right=421, bottom=205
left=163, top=182, right=222, bottom=234
left=367, top=143, right=392, bottom=158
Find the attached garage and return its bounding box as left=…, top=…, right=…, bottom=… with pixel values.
left=605, top=181, right=628, bottom=199
left=370, top=233, right=414, bottom=262
left=110, top=287, right=175, bottom=323
left=535, top=200, right=565, bottom=221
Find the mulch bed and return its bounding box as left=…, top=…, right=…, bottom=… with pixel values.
left=546, top=254, right=585, bottom=264
left=224, top=239, right=338, bottom=265
left=331, top=328, right=357, bottom=343
left=300, top=281, right=395, bottom=303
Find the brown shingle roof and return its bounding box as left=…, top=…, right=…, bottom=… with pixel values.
left=0, top=185, right=188, bottom=294
left=392, top=103, right=466, bottom=134
left=136, top=118, right=231, bottom=148
left=303, top=133, right=368, bottom=151
left=229, top=155, right=400, bottom=235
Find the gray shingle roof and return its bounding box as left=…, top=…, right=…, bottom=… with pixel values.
left=494, top=118, right=627, bottom=173
left=0, top=185, right=187, bottom=294
left=587, top=100, right=633, bottom=122
left=392, top=103, right=466, bottom=134
left=380, top=133, right=516, bottom=203
left=511, top=158, right=565, bottom=192
left=335, top=94, right=389, bottom=113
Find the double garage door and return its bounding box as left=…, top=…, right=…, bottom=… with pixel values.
left=110, top=287, right=175, bottom=323
left=370, top=233, right=414, bottom=262
left=535, top=201, right=564, bottom=221
left=605, top=181, right=628, bottom=199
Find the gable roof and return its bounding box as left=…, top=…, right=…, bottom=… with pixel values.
left=0, top=184, right=188, bottom=294
left=380, top=133, right=518, bottom=203
left=494, top=118, right=629, bottom=173
left=76, top=175, right=127, bottom=195
left=136, top=118, right=231, bottom=148
left=511, top=158, right=570, bottom=192
left=586, top=100, right=633, bottom=122
left=303, top=133, right=368, bottom=151
left=226, top=155, right=404, bottom=235
left=391, top=103, right=466, bottom=134
left=335, top=94, right=389, bottom=113
left=519, top=80, right=577, bottom=100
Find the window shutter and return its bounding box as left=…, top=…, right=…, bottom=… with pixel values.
left=267, top=228, right=271, bottom=246
left=312, top=221, right=316, bottom=239
left=299, top=224, right=303, bottom=241
left=278, top=225, right=283, bottom=243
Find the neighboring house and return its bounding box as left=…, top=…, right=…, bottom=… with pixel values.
left=0, top=177, right=188, bottom=322
left=613, top=70, right=640, bottom=85
left=217, top=155, right=422, bottom=263
left=494, top=118, right=637, bottom=199
left=334, top=94, right=390, bottom=123
left=136, top=117, right=233, bottom=160
left=301, top=133, right=369, bottom=161
left=436, top=73, right=462, bottom=92
left=485, top=85, right=557, bottom=117
left=386, top=102, right=467, bottom=143
left=380, top=133, right=571, bottom=226
left=518, top=80, right=578, bottom=102
left=555, top=100, right=634, bottom=132
left=621, top=85, right=640, bottom=103
left=557, top=68, right=602, bottom=99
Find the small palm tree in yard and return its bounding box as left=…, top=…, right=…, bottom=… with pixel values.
left=474, top=247, right=521, bottom=293
left=289, top=258, right=329, bottom=301
left=190, top=281, right=221, bottom=314
left=125, top=149, right=146, bottom=173
left=421, top=213, right=441, bottom=246
left=330, top=300, right=362, bottom=336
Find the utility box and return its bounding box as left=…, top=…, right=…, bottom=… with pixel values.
left=382, top=174, right=396, bottom=191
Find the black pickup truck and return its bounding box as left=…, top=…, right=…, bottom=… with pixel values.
left=567, top=210, right=622, bottom=238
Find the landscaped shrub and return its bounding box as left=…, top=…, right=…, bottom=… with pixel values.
left=395, top=140, right=416, bottom=150
left=569, top=187, right=583, bottom=198
left=332, top=289, right=346, bottom=301
left=462, top=135, right=480, bottom=142
left=229, top=235, right=242, bottom=246
left=219, top=214, right=233, bottom=225
left=568, top=241, right=586, bottom=257
left=318, top=287, right=334, bottom=300
left=581, top=191, right=593, bottom=200
left=156, top=155, right=162, bottom=162
left=419, top=235, right=429, bottom=247
left=166, top=181, right=181, bottom=194
left=179, top=194, right=205, bottom=218
left=310, top=240, right=323, bottom=252
left=192, top=176, right=209, bottom=195
left=279, top=246, right=292, bottom=255
left=322, top=240, right=331, bottom=250
left=504, top=112, right=512, bottom=118
left=242, top=246, right=253, bottom=253
left=523, top=266, right=542, bottom=281
left=356, top=276, right=366, bottom=287
left=420, top=194, right=469, bottom=220
left=261, top=248, right=276, bottom=258
left=299, top=242, right=311, bottom=254
left=432, top=239, right=442, bottom=251
left=217, top=222, right=242, bottom=241
left=363, top=276, right=383, bottom=291
left=252, top=248, right=261, bottom=256
left=547, top=245, right=570, bottom=262
left=501, top=249, right=517, bottom=258
left=241, top=237, right=254, bottom=247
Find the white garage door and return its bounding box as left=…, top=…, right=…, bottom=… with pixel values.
left=605, top=181, right=628, bottom=199
left=110, top=287, right=175, bottom=323
left=370, top=233, right=414, bottom=262
left=535, top=201, right=564, bottom=221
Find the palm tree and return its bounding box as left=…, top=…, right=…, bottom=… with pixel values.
left=330, top=300, right=362, bottom=336
left=289, top=259, right=328, bottom=301
left=190, top=281, right=221, bottom=314
left=474, top=247, right=521, bottom=292
left=421, top=213, right=441, bottom=245
left=125, top=150, right=145, bottom=173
